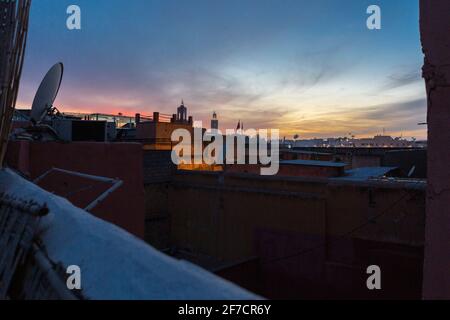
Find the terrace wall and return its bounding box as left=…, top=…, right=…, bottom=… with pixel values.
left=6, top=141, right=145, bottom=238
left=167, top=171, right=425, bottom=299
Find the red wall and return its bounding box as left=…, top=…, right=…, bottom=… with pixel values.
left=280, top=151, right=333, bottom=162
left=277, top=164, right=343, bottom=177
left=249, top=230, right=423, bottom=299
left=215, top=229, right=423, bottom=300
left=420, top=0, right=450, bottom=299
left=6, top=141, right=145, bottom=238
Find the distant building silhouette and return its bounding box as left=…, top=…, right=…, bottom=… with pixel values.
left=177, top=100, right=188, bottom=123
left=211, top=111, right=219, bottom=130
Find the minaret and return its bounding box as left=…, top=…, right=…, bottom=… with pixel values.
left=211, top=111, right=219, bottom=130
left=177, top=100, right=187, bottom=123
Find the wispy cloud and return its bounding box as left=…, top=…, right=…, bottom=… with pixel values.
left=381, top=68, right=422, bottom=91
left=17, top=0, right=426, bottom=140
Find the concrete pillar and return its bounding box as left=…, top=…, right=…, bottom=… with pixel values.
left=420, top=0, right=450, bottom=299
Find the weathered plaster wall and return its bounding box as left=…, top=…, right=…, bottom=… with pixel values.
left=167, top=171, right=425, bottom=298
left=420, top=0, right=450, bottom=299
left=6, top=141, right=146, bottom=238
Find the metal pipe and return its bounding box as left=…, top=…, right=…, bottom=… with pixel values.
left=34, top=167, right=118, bottom=184
left=33, top=167, right=124, bottom=211
left=84, top=179, right=123, bottom=211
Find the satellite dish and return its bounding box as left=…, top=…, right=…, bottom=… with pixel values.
left=30, top=63, right=64, bottom=124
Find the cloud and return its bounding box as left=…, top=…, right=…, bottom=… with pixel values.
left=357, top=98, right=426, bottom=120
left=17, top=0, right=426, bottom=140
left=271, top=97, right=427, bottom=138
left=381, top=68, right=422, bottom=91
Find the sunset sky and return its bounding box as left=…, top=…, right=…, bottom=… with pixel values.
left=18, top=0, right=426, bottom=139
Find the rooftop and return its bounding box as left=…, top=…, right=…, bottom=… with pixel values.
left=282, top=150, right=333, bottom=156
left=333, top=166, right=398, bottom=181
left=280, top=160, right=347, bottom=168
left=0, top=169, right=259, bottom=300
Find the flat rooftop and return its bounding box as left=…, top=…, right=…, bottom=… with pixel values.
left=280, top=160, right=347, bottom=168
left=282, top=150, right=332, bottom=156
left=333, top=166, right=398, bottom=181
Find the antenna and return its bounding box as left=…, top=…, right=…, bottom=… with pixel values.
left=30, top=63, right=64, bottom=124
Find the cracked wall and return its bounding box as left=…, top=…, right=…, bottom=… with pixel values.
left=420, top=0, right=450, bottom=299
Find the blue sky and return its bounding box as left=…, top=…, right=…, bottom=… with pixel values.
left=18, top=0, right=426, bottom=139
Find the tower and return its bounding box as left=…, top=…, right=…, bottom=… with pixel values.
left=211, top=111, right=219, bottom=130
left=176, top=100, right=187, bottom=123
